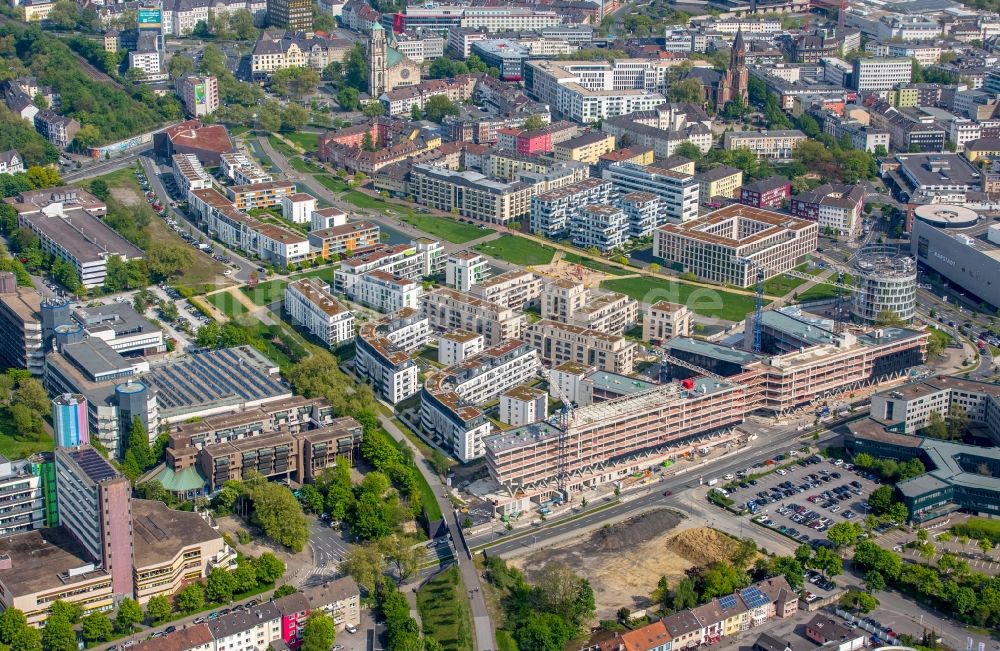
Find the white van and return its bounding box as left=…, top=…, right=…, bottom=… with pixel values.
left=706, top=478, right=718, bottom=486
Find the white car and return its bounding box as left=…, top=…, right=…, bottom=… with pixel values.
left=223, top=269, right=233, bottom=276
left=724, top=473, right=734, bottom=480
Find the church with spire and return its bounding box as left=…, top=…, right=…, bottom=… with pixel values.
left=679, top=27, right=750, bottom=110
left=367, top=23, right=421, bottom=99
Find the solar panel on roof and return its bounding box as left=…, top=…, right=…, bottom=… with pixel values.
left=740, top=586, right=770, bottom=609
left=719, top=595, right=738, bottom=610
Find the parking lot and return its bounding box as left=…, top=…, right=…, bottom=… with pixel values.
left=723, top=454, right=882, bottom=549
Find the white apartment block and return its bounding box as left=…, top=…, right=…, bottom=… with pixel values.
left=947, top=118, right=982, bottom=151
left=570, top=204, right=628, bottom=253
left=541, top=280, right=638, bottom=336
left=621, top=191, right=661, bottom=238
left=469, top=270, right=543, bottom=310
left=284, top=278, right=355, bottom=346
left=654, top=205, right=818, bottom=287
left=220, top=152, right=272, bottom=186
left=0, top=457, right=44, bottom=536
left=602, top=162, right=700, bottom=223
left=281, top=193, right=317, bottom=225
left=421, top=340, right=540, bottom=461
left=171, top=153, right=212, bottom=196
left=723, top=130, right=807, bottom=161
left=356, top=308, right=429, bottom=404
left=446, top=252, right=490, bottom=292
left=392, top=33, right=445, bottom=63
left=129, top=49, right=162, bottom=79
left=256, top=224, right=310, bottom=268
left=530, top=177, right=613, bottom=238
left=438, top=330, right=484, bottom=366
left=499, top=385, right=547, bottom=427
left=160, top=0, right=266, bottom=36
left=526, top=319, right=636, bottom=374
left=852, top=57, right=913, bottom=92
left=334, top=240, right=445, bottom=295
left=422, top=288, right=526, bottom=346
left=876, top=16, right=942, bottom=41
left=351, top=270, right=423, bottom=314
left=643, top=301, right=692, bottom=343
left=866, top=41, right=941, bottom=66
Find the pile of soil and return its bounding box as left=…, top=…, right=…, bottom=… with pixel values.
left=665, top=527, right=742, bottom=567
left=590, top=509, right=683, bottom=553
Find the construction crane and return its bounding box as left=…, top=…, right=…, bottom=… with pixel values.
left=661, top=354, right=726, bottom=382
left=546, top=373, right=575, bottom=499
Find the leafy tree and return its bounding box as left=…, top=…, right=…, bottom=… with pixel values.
left=813, top=546, right=842, bottom=579
left=301, top=611, right=336, bottom=651
left=362, top=101, right=385, bottom=117
left=827, top=521, right=863, bottom=548
left=298, top=484, right=324, bottom=513
left=423, top=95, right=459, bottom=123
left=199, top=45, right=227, bottom=76
left=233, top=560, right=260, bottom=594
left=667, top=78, right=703, bottom=104
left=362, top=132, right=376, bottom=152
left=207, top=566, right=235, bottom=603
left=697, top=561, right=750, bottom=600
left=874, top=309, right=907, bottom=327
left=168, top=54, right=194, bottom=81
left=868, top=485, right=895, bottom=514
left=48, top=602, right=80, bottom=625
left=924, top=410, right=949, bottom=439
left=0, top=608, right=29, bottom=645
left=980, top=538, right=993, bottom=554
left=274, top=584, right=298, bottom=598
left=176, top=584, right=205, bottom=613
left=864, top=570, right=885, bottom=594
left=337, top=86, right=360, bottom=111
left=769, top=556, right=805, bottom=589
left=515, top=611, right=575, bottom=651
left=380, top=535, right=422, bottom=584
left=854, top=541, right=902, bottom=580
left=281, top=104, right=310, bottom=131
left=672, top=576, right=698, bottom=610
left=522, top=114, right=546, bottom=130
left=80, top=613, right=113, bottom=644
left=343, top=45, right=368, bottom=91
left=115, top=598, right=143, bottom=633
left=229, top=8, right=258, bottom=40
left=41, top=615, right=76, bottom=651
left=342, top=542, right=387, bottom=595
left=948, top=404, right=969, bottom=440
left=146, top=595, right=172, bottom=624
left=271, top=67, right=321, bottom=100
left=674, top=141, right=702, bottom=161
left=246, top=480, right=310, bottom=551
left=650, top=576, right=671, bottom=610
left=841, top=589, right=878, bottom=614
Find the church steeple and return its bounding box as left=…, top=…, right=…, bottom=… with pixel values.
left=731, top=27, right=746, bottom=69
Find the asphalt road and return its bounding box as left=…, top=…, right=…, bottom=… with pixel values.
left=473, top=419, right=846, bottom=557
left=61, top=147, right=152, bottom=183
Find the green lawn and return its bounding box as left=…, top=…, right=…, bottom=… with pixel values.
left=794, top=274, right=854, bottom=303
left=206, top=291, right=249, bottom=318
left=267, top=134, right=299, bottom=159
left=289, top=157, right=324, bottom=174
left=343, top=190, right=390, bottom=212
left=242, top=279, right=289, bottom=306
left=475, top=235, right=555, bottom=266
left=496, top=630, right=519, bottom=651
left=316, top=175, right=351, bottom=194
left=600, top=276, right=759, bottom=321
left=290, top=265, right=339, bottom=284
left=0, top=408, right=53, bottom=459
left=284, top=132, right=319, bottom=151
left=416, top=566, right=474, bottom=651
left=761, top=264, right=823, bottom=297
left=399, top=214, right=492, bottom=244
left=563, top=252, right=632, bottom=276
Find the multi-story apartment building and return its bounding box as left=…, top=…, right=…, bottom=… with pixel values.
left=0, top=287, right=44, bottom=376
left=171, top=153, right=213, bottom=196
left=251, top=31, right=353, bottom=79
left=0, top=456, right=45, bottom=536
left=308, top=221, right=380, bottom=259
left=227, top=180, right=297, bottom=210
left=220, top=152, right=272, bottom=186
left=526, top=319, right=636, bottom=374
left=181, top=75, right=219, bottom=118
left=355, top=308, right=429, bottom=404
left=421, top=339, right=540, bottom=461
left=468, top=270, right=543, bottom=310
left=739, top=177, right=791, bottom=208
left=530, top=178, right=613, bottom=239
left=570, top=204, right=629, bottom=253
left=256, top=224, right=310, bottom=268
left=603, top=162, right=700, bottom=223
left=601, top=104, right=714, bottom=158
left=352, top=270, right=423, bottom=314
left=722, top=130, right=806, bottom=161
left=334, top=240, right=444, bottom=295
left=33, top=110, right=79, bottom=149
left=422, top=288, right=526, bottom=346
left=284, top=278, right=354, bottom=347
left=789, top=183, right=866, bottom=238
left=620, top=191, right=661, bottom=239
left=446, top=252, right=490, bottom=292
left=388, top=5, right=561, bottom=34
left=499, top=385, right=547, bottom=427
left=438, top=330, right=484, bottom=366
left=643, top=301, right=692, bottom=342
left=0, top=150, right=24, bottom=176
left=653, top=204, right=818, bottom=287
left=852, top=57, right=912, bottom=92
left=380, top=74, right=479, bottom=116
left=694, top=165, right=744, bottom=200
left=553, top=131, right=616, bottom=164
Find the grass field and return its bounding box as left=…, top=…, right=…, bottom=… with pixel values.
left=562, top=252, right=632, bottom=276
left=290, top=265, right=339, bottom=284
left=761, top=264, right=823, bottom=297
left=316, top=175, right=351, bottom=194
left=267, top=135, right=299, bottom=159
left=0, top=408, right=53, bottom=459
left=206, top=291, right=249, bottom=318
left=416, top=566, right=474, bottom=651
left=289, top=157, right=324, bottom=174
left=475, top=235, right=555, bottom=266
left=284, top=132, right=319, bottom=151
left=343, top=191, right=391, bottom=212
left=795, top=274, right=853, bottom=303
left=399, top=213, right=492, bottom=244
left=929, top=327, right=952, bottom=354
left=496, top=630, right=518, bottom=651
left=242, top=279, right=289, bottom=306
left=600, top=276, right=758, bottom=321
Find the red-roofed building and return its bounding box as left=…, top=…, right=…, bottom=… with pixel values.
left=155, top=119, right=235, bottom=165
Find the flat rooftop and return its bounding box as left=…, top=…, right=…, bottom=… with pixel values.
left=584, top=370, right=656, bottom=395
left=63, top=446, right=120, bottom=483
left=658, top=203, right=814, bottom=249
left=0, top=528, right=110, bottom=598
left=896, top=153, right=981, bottom=188
left=62, top=337, right=136, bottom=380
left=132, top=499, right=222, bottom=568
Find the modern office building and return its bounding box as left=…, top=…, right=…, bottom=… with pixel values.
left=355, top=308, right=429, bottom=404
left=526, top=319, right=637, bottom=374
left=470, top=39, right=530, bottom=81
left=653, top=205, right=818, bottom=287
left=421, top=339, right=540, bottom=461
left=603, top=162, right=700, bottom=224
left=446, top=252, right=490, bottom=292
left=422, top=288, right=526, bottom=345
left=351, top=270, right=423, bottom=314
left=53, top=394, right=89, bottom=449
left=54, top=446, right=134, bottom=598
left=72, top=304, right=165, bottom=356
left=266, top=0, right=311, bottom=29
left=852, top=57, right=912, bottom=92
left=7, top=187, right=143, bottom=288
left=850, top=247, right=917, bottom=324
left=284, top=278, right=355, bottom=347
left=911, top=213, right=1000, bottom=305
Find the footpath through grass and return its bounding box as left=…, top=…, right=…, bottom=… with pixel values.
left=761, top=263, right=822, bottom=297
left=475, top=235, right=555, bottom=266
left=343, top=191, right=492, bottom=243
left=562, top=252, right=632, bottom=276
left=795, top=273, right=854, bottom=303
left=600, top=276, right=758, bottom=321
left=290, top=265, right=339, bottom=284
left=242, top=279, right=289, bottom=306
left=416, top=565, right=474, bottom=651
left=206, top=290, right=249, bottom=318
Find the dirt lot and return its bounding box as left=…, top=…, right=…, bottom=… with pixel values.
left=111, top=185, right=142, bottom=206
left=513, top=510, right=746, bottom=617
